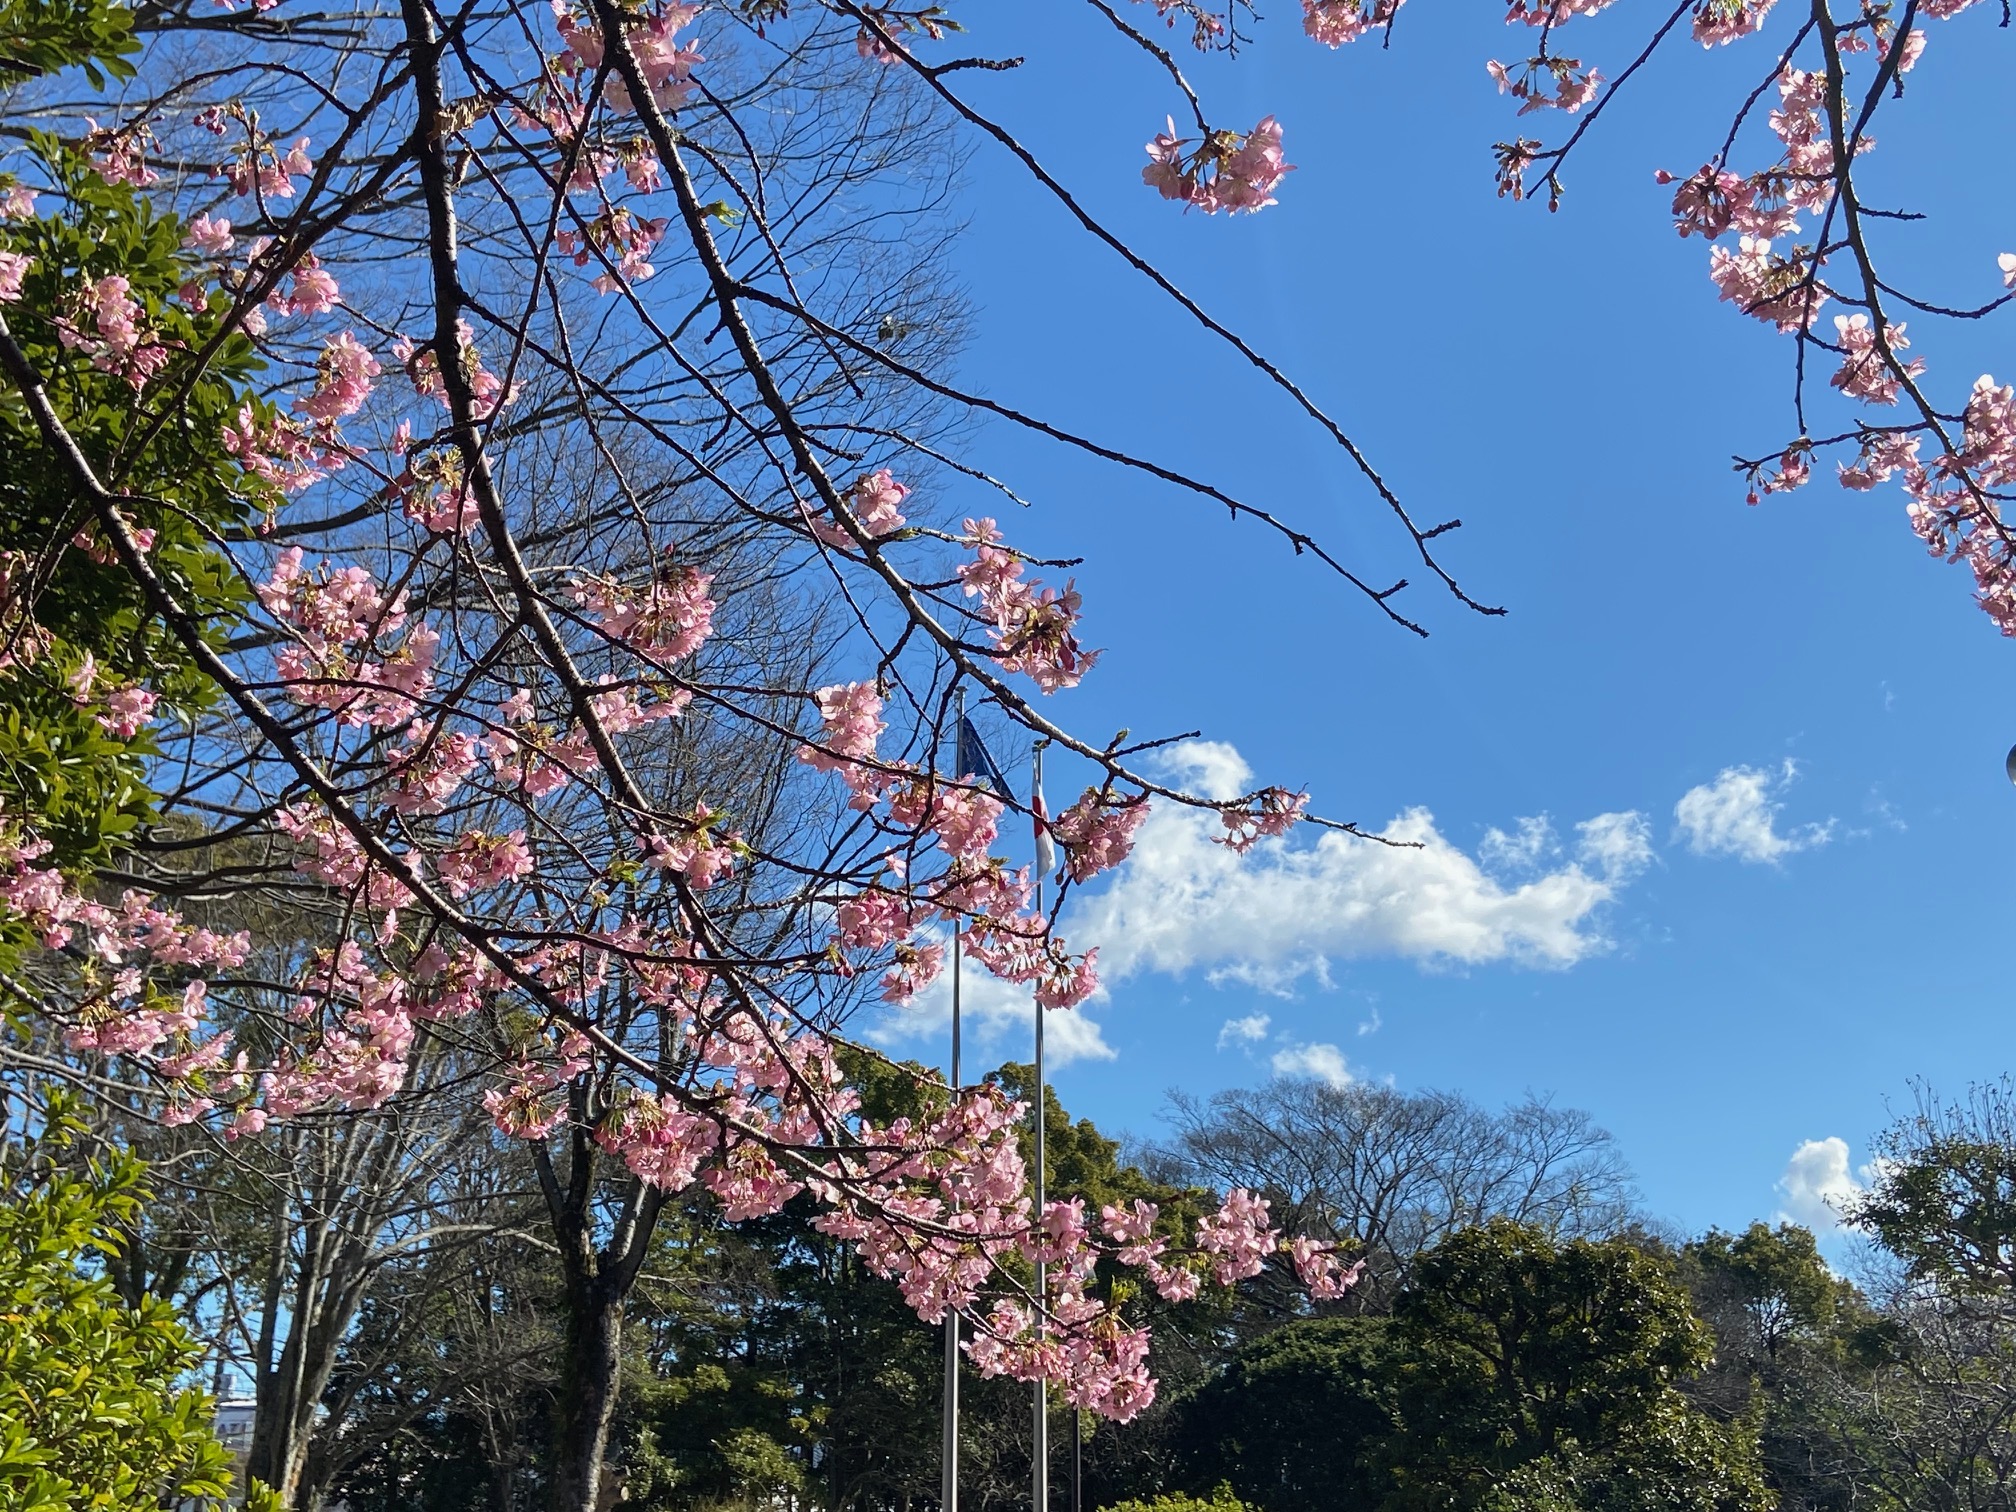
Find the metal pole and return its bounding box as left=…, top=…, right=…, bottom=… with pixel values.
left=1032, top=739, right=1048, bottom=1512
left=942, top=691, right=965, bottom=1512
left=1071, top=1410, right=1082, bottom=1512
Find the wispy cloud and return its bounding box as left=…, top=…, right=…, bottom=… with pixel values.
left=1073, top=743, right=1654, bottom=994
left=1675, top=761, right=1833, bottom=865
left=1271, top=1041, right=1353, bottom=1088
left=1217, top=1012, right=1272, bottom=1050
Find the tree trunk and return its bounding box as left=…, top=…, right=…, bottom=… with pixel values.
left=551, top=1278, right=624, bottom=1512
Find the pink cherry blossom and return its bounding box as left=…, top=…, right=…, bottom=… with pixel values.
left=95, top=686, right=159, bottom=739
left=1286, top=1236, right=1366, bottom=1299
left=1050, top=789, right=1150, bottom=882
left=1487, top=56, right=1603, bottom=114
left=292, top=331, right=380, bottom=423
left=1829, top=314, right=1925, bottom=405
left=956, top=523, right=1101, bottom=693
left=221, top=134, right=313, bottom=199
left=1302, top=0, right=1400, bottom=46
left=574, top=557, right=715, bottom=660
left=57, top=274, right=172, bottom=392
left=1505, top=0, right=1614, bottom=22
left=832, top=887, right=914, bottom=953
left=393, top=319, right=518, bottom=419
left=644, top=804, right=739, bottom=889
left=434, top=829, right=536, bottom=898
left=223, top=406, right=350, bottom=493
left=556, top=2, right=703, bottom=113
left=182, top=213, right=234, bottom=255
left=930, top=784, right=1004, bottom=862
left=1195, top=1187, right=1280, bottom=1284
left=808, top=468, right=911, bottom=548
left=1691, top=0, right=1776, bottom=46
left=386, top=724, right=481, bottom=813
left=1034, top=947, right=1099, bottom=1011
left=1708, top=236, right=1829, bottom=333
left=85, top=119, right=159, bottom=187
left=1142, top=117, right=1294, bottom=215
left=272, top=254, right=340, bottom=317
left=1217, top=786, right=1308, bottom=852
left=880, top=938, right=944, bottom=1004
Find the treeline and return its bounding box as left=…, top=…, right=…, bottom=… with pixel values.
left=34, top=1061, right=2016, bottom=1512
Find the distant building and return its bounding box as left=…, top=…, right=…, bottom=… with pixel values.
left=212, top=1400, right=256, bottom=1506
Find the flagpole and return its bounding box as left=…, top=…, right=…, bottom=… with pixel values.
left=942, top=691, right=965, bottom=1512
left=1032, top=737, right=1048, bottom=1512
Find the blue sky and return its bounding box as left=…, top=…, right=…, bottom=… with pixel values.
left=868, top=0, right=2016, bottom=1248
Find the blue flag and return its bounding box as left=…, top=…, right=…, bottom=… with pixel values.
left=954, top=716, right=1015, bottom=803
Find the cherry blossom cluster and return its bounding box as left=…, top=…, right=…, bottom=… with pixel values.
left=66, top=652, right=160, bottom=739
left=394, top=319, right=517, bottom=421
left=1893, top=377, right=2016, bottom=634
left=808, top=469, right=911, bottom=550
left=1218, top=786, right=1310, bottom=852
left=1130, top=0, right=1230, bottom=49
left=383, top=435, right=479, bottom=535
left=1829, top=314, right=1924, bottom=406
left=257, top=548, right=441, bottom=728
left=1486, top=55, right=1601, bottom=115
left=1142, top=118, right=1293, bottom=215
left=956, top=1185, right=1356, bottom=1417
left=798, top=680, right=890, bottom=808
left=559, top=208, right=669, bottom=294
left=0, top=807, right=253, bottom=1125
left=1632, top=17, right=2016, bottom=634
left=215, top=118, right=315, bottom=201
left=790, top=680, right=1106, bottom=1010
left=0, top=554, right=54, bottom=673
left=574, top=554, right=716, bottom=661
left=553, top=0, right=702, bottom=114
left=1505, top=0, right=1616, bottom=25
left=1691, top=0, right=1778, bottom=46
left=956, top=517, right=1099, bottom=694
left=84, top=118, right=160, bottom=188
left=294, top=331, right=381, bottom=423
left=55, top=275, right=171, bottom=392
left=1048, top=788, right=1150, bottom=883
left=853, top=4, right=958, bottom=63
left=1707, top=234, right=1830, bottom=334
left=222, top=405, right=355, bottom=494
left=1303, top=0, right=1401, bottom=47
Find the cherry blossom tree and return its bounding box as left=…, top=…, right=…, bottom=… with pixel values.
left=0, top=0, right=1427, bottom=1505
left=12, top=0, right=1996, bottom=1498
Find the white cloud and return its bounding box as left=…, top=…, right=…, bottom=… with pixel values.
left=1674, top=761, right=1834, bottom=865
left=1071, top=744, right=1654, bottom=994
left=872, top=742, right=1658, bottom=1066
left=1271, top=1041, right=1353, bottom=1088
left=1173, top=739, right=1260, bottom=802
left=1775, top=1136, right=1866, bottom=1232
left=1480, top=815, right=1557, bottom=871
left=1577, top=811, right=1655, bottom=876
left=1217, top=1012, right=1271, bottom=1050
left=871, top=938, right=1115, bottom=1070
